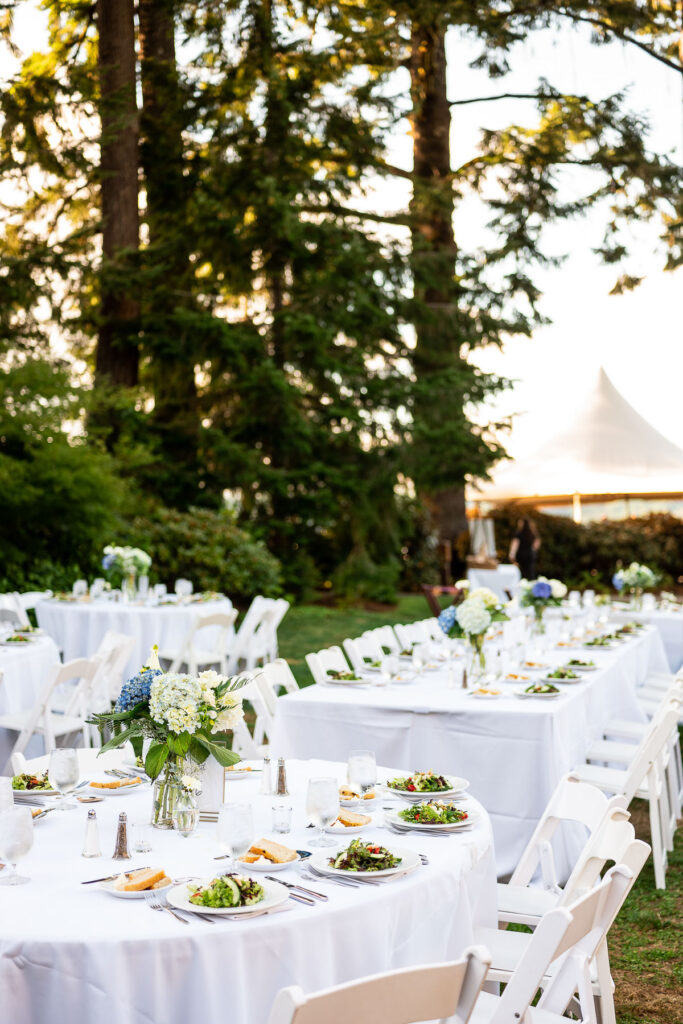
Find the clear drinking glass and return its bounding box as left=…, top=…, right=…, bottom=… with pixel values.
left=412, top=644, right=425, bottom=674
left=271, top=803, right=293, bottom=834
left=138, top=575, right=150, bottom=602
left=217, top=803, right=253, bottom=869
left=347, top=750, right=376, bottom=799
left=175, top=579, right=193, bottom=599
left=306, top=777, right=339, bottom=847
left=48, top=748, right=80, bottom=810
left=72, top=579, right=88, bottom=598
left=90, top=578, right=105, bottom=601
left=0, top=806, right=34, bottom=885
left=0, top=778, right=13, bottom=813
left=153, top=583, right=167, bottom=601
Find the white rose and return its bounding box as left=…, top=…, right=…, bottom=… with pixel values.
left=550, top=580, right=567, bottom=599
left=469, top=586, right=499, bottom=610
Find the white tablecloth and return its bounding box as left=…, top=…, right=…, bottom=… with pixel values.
left=0, top=637, right=61, bottom=770
left=611, top=607, right=683, bottom=672
left=271, top=628, right=666, bottom=879
left=36, top=598, right=234, bottom=677
left=0, top=751, right=496, bottom=1024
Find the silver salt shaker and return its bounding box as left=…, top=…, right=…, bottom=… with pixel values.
left=259, top=756, right=272, bottom=795
left=82, top=808, right=101, bottom=858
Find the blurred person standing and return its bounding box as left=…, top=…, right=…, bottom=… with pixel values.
left=509, top=517, right=541, bottom=579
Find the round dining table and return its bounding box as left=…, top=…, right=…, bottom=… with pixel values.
left=36, top=597, right=234, bottom=677
left=0, top=750, right=496, bottom=1024
left=0, top=636, right=61, bottom=771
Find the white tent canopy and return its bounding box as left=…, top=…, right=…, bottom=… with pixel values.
left=469, top=368, right=683, bottom=503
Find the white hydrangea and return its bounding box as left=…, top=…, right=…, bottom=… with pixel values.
left=149, top=672, right=203, bottom=734
left=468, top=586, right=499, bottom=610
left=455, top=579, right=469, bottom=590
left=550, top=579, right=567, bottom=599
left=455, top=597, right=491, bottom=636
left=181, top=774, right=202, bottom=793
left=213, top=696, right=244, bottom=733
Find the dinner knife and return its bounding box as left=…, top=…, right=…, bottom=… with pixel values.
left=82, top=866, right=150, bottom=885
left=264, top=875, right=328, bottom=901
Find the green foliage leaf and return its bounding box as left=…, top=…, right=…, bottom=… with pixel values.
left=98, top=725, right=141, bottom=755
left=193, top=733, right=241, bottom=768
left=145, top=741, right=170, bottom=780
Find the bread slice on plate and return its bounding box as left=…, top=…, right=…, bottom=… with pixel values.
left=249, top=838, right=298, bottom=863
left=115, top=868, right=166, bottom=892
left=337, top=810, right=371, bottom=827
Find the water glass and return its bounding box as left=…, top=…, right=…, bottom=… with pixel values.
left=48, top=749, right=80, bottom=810
left=138, top=575, right=150, bottom=602
left=412, top=644, right=426, bottom=674
left=153, top=583, right=167, bottom=601
left=90, top=578, right=105, bottom=601
left=0, top=777, right=13, bottom=812
left=131, top=822, right=153, bottom=853
left=174, top=579, right=193, bottom=599
left=271, top=803, right=293, bottom=834
left=347, top=750, right=376, bottom=797
left=217, top=803, right=253, bottom=868
left=72, top=579, right=88, bottom=598
left=0, top=806, right=34, bottom=885
left=305, top=778, right=339, bottom=847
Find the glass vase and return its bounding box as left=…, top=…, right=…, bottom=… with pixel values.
left=122, top=572, right=137, bottom=603
left=531, top=605, right=546, bottom=637
left=631, top=588, right=643, bottom=612
left=466, top=635, right=487, bottom=687
left=173, top=789, right=199, bottom=838
left=151, top=769, right=179, bottom=829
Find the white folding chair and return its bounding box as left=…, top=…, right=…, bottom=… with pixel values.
left=227, top=673, right=276, bottom=758
left=362, top=624, right=400, bottom=655
left=475, top=863, right=644, bottom=1024
left=92, top=631, right=136, bottom=704
left=226, top=597, right=282, bottom=672
left=267, top=945, right=491, bottom=1024
left=342, top=634, right=384, bottom=675
left=394, top=621, right=430, bottom=651
left=159, top=610, right=238, bottom=675
left=16, top=589, right=52, bottom=614
left=0, top=657, right=101, bottom=771
left=260, top=658, right=300, bottom=696
left=571, top=703, right=680, bottom=888
left=259, top=599, right=289, bottom=662
left=0, top=607, right=22, bottom=628
left=305, top=645, right=351, bottom=686
left=497, top=775, right=627, bottom=926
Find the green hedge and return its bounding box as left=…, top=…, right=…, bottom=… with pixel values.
left=124, top=506, right=282, bottom=603
left=490, top=507, right=683, bottom=589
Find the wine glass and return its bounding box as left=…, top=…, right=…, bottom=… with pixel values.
left=216, top=803, right=253, bottom=870
left=347, top=750, right=376, bottom=799
left=305, top=777, right=339, bottom=847
left=174, top=579, right=193, bottom=599
left=138, top=575, right=150, bottom=602
left=48, top=748, right=80, bottom=810
left=0, top=778, right=13, bottom=813
left=412, top=644, right=426, bottom=674
left=90, top=578, right=105, bottom=601
left=72, top=579, right=87, bottom=599
left=0, top=806, right=34, bottom=885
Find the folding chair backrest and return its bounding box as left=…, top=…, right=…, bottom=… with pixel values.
left=362, top=625, right=399, bottom=655
left=94, top=631, right=136, bottom=703
left=266, top=946, right=491, bottom=1024
left=559, top=810, right=639, bottom=905
left=620, top=704, right=681, bottom=802
left=17, top=590, right=52, bottom=612
left=394, top=622, right=430, bottom=649
left=261, top=659, right=299, bottom=696
left=509, top=775, right=624, bottom=888
left=10, top=593, right=31, bottom=627
left=343, top=635, right=382, bottom=674
left=0, top=607, right=22, bottom=627
left=305, top=646, right=350, bottom=686
left=418, top=617, right=444, bottom=641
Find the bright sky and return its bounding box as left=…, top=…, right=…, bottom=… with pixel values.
left=7, top=6, right=683, bottom=461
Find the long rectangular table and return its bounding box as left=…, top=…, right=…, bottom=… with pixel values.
left=271, top=627, right=666, bottom=878
left=611, top=606, right=683, bottom=672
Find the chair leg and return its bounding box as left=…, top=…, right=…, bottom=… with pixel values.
left=649, top=790, right=667, bottom=890
left=593, top=942, right=616, bottom=1024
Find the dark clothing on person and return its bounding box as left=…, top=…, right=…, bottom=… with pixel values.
left=514, top=528, right=537, bottom=579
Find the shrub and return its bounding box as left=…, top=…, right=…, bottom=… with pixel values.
left=124, top=506, right=282, bottom=603
left=332, top=548, right=401, bottom=604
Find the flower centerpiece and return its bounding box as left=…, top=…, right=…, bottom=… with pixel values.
left=101, top=545, right=152, bottom=600
left=612, top=562, right=659, bottom=610
left=438, top=588, right=509, bottom=684
left=90, top=648, right=246, bottom=828
left=519, top=576, right=567, bottom=634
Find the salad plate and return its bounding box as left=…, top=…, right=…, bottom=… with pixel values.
left=11, top=773, right=59, bottom=800
left=1, top=635, right=38, bottom=647
left=225, top=766, right=261, bottom=779
left=521, top=661, right=550, bottom=672
left=100, top=877, right=174, bottom=900
left=236, top=854, right=300, bottom=872
left=324, top=821, right=370, bottom=836
left=541, top=670, right=582, bottom=685
left=322, top=675, right=368, bottom=687
left=384, top=772, right=469, bottom=802
left=167, top=876, right=288, bottom=916
left=391, top=672, right=417, bottom=685
left=89, top=780, right=144, bottom=795
left=384, top=805, right=473, bottom=832
left=312, top=842, right=419, bottom=879
left=565, top=660, right=598, bottom=672
left=514, top=686, right=561, bottom=699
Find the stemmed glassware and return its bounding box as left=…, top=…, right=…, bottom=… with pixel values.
left=216, top=803, right=253, bottom=870
left=347, top=750, right=376, bottom=799
left=380, top=655, right=400, bottom=685
left=174, top=579, right=193, bottom=599
left=0, top=806, right=34, bottom=885
left=48, top=749, right=80, bottom=810
left=412, top=644, right=426, bottom=674
left=305, top=777, right=340, bottom=847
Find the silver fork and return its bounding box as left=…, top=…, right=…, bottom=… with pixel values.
left=144, top=890, right=189, bottom=924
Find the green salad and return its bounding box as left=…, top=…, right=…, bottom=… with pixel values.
left=327, top=669, right=361, bottom=681
left=585, top=637, right=611, bottom=647
left=363, top=658, right=381, bottom=668
left=567, top=659, right=595, bottom=668
left=547, top=667, right=579, bottom=680
left=524, top=682, right=559, bottom=694
left=387, top=770, right=451, bottom=794
left=399, top=647, right=414, bottom=657
left=189, top=875, right=264, bottom=908
left=6, top=634, right=31, bottom=643
left=329, top=840, right=402, bottom=872
left=12, top=772, right=53, bottom=791
left=398, top=801, right=468, bottom=825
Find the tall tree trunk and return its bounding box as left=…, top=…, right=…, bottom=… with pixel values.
left=409, top=18, right=467, bottom=577
left=95, top=0, right=139, bottom=388
left=138, top=0, right=199, bottom=506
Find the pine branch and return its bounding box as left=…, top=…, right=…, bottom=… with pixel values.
left=557, top=9, right=683, bottom=73
left=449, top=92, right=582, bottom=106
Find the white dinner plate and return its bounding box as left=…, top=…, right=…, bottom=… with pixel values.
left=167, top=876, right=289, bottom=916
left=325, top=821, right=370, bottom=836
left=322, top=676, right=368, bottom=686
left=88, top=781, right=144, bottom=796
left=225, top=768, right=261, bottom=780
left=14, top=628, right=45, bottom=637
left=564, top=663, right=598, bottom=672
left=469, top=690, right=502, bottom=699
left=391, top=673, right=417, bottom=685
left=384, top=776, right=470, bottom=802
left=100, top=877, right=173, bottom=900
left=384, top=808, right=474, bottom=832
left=312, top=844, right=420, bottom=879
left=521, top=663, right=550, bottom=672
left=11, top=788, right=60, bottom=802
left=541, top=675, right=582, bottom=685
left=0, top=639, right=37, bottom=648
left=235, top=854, right=299, bottom=872
left=514, top=688, right=561, bottom=699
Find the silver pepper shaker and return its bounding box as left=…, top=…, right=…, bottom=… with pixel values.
left=275, top=758, right=289, bottom=796
left=462, top=666, right=468, bottom=690
left=112, top=811, right=131, bottom=860
left=82, top=808, right=101, bottom=858
left=259, top=756, right=272, bottom=795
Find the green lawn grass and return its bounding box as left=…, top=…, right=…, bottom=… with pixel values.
left=278, top=598, right=683, bottom=1024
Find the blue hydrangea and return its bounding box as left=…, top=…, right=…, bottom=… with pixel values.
left=115, top=668, right=163, bottom=712
left=612, top=573, right=624, bottom=591
left=102, top=553, right=115, bottom=570
left=438, top=605, right=457, bottom=635
left=531, top=580, right=552, bottom=600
